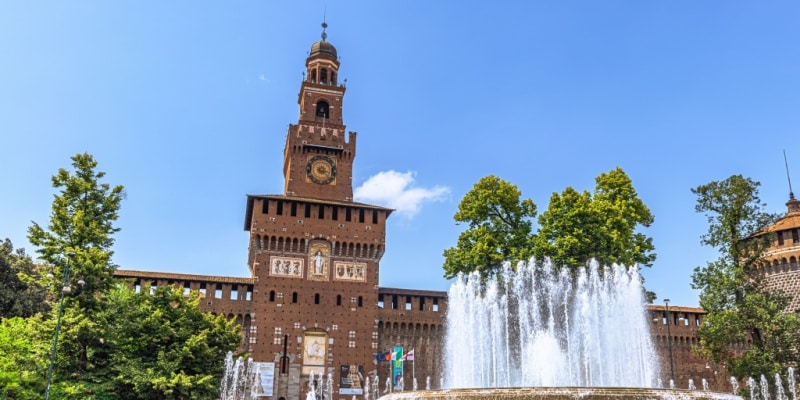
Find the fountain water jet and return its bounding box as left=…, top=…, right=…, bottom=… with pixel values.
left=444, top=261, right=658, bottom=388
left=380, top=259, right=742, bottom=400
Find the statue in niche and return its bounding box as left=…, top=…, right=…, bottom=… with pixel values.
left=314, top=250, right=324, bottom=275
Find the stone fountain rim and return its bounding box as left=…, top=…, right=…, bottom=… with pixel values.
left=378, top=386, right=741, bottom=400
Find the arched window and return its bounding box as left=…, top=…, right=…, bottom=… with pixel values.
left=310, top=69, right=317, bottom=83
left=316, top=101, right=329, bottom=119
left=331, top=71, right=336, bottom=85
left=320, top=68, right=328, bottom=84
left=269, top=290, right=275, bottom=302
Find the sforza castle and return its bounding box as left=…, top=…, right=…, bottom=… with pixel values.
left=114, top=25, right=800, bottom=400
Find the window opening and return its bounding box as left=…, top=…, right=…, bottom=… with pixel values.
left=316, top=101, right=330, bottom=119
left=291, top=202, right=297, bottom=217
left=292, top=292, right=298, bottom=303
left=314, top=293, right=320, bottom=305
left=277, top=201, right=283, bottom=215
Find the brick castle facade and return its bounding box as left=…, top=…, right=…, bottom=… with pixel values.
left=114, top=26, right=800, bottom=399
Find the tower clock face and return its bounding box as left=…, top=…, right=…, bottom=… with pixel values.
left=306, top=155, right=336, bottom=185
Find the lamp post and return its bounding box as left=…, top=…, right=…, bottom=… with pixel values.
left=664, top=298, right=675, bottom=385
left=44, top=251, right=83, bottom=400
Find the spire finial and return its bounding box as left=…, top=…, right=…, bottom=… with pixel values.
left=784, top=149, right=800, bottom=214
left=785, top=149, right=795, bottom=200
left=321, top=9, right=328, bottom=41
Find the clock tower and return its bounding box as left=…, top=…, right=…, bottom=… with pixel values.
left=283, top=21, right=354, bottom=201
left=243, top=23, right=392, bottom=400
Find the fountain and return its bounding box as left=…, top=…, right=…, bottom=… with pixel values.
left=219, top=351, right=257, bottom=400
left=379, top=260, right=742, bottom=400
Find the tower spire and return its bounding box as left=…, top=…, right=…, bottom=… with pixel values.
left=321, top=10, right=328, bottom=41
left=785, top=149, right=800, bottom=214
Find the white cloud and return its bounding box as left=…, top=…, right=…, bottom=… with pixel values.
left=354, top=170, right=449, bottom=218
left=258, top=74, right=269, bottom=82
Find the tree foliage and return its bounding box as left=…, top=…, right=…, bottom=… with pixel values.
left=106, top=285, right=241, bottom=400
left=28, top=152, right=125, bottom=310
left=442, top=175, right=537, bottom=278
left=444, top=169, right=655, bottom=280
left=0, top=315, right=50, bottom=399
left=0, top=153, right=242, bottom=398
left=691, top=175, right=800, bottom=379
left=534, top=167, right=655, bottom=269
left=0, top=239, right=49, bottom=318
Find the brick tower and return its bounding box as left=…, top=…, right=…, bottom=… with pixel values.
left=243, top=22, right=393, bottom=399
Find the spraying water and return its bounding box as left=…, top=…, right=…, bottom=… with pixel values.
left=444, top=260, right=660, bottom=389
left=220, top=351, right=257, bottom=400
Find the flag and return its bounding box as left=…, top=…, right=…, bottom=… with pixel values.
left=375, top=351, right=390, bottom=364
left=402, top=349, right=415, bottom=361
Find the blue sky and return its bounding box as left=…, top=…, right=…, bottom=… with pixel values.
left=2, top=2, right=799, bottom=307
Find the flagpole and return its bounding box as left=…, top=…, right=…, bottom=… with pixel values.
left=412, top=355, right=415, bottom=389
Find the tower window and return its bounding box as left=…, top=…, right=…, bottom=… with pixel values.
left=305, top=204, right=311, bottom=218
left=316, top=101, right=329, bottom=119
left=314, top=293, right=320, bottom=305
left=372, top=210, right=378, bottom=224
left=336, top=295, right=342, bottom=306
left=779, top=232, right=785, bottom=246
left=276, top=201, right=283, bottom=215
left=269, top=290, right=276, bottom=302
left=793, top=229, right=799, bottom=243
left=320, top=68, right=328, bottom=84
left=332, top=207, right=338, bottom=220
left=331, top=71, right=336, bottom=85
left=358, top=296, right=363, bottom=307
left=291, top=202, right=297, bottom=217
left=292, top=292, right=298, bottom=303
left=262, top=200, right=269, bottom=214
left=318, top=205, right=325, bottom=219
left=310, top=69, right=317, bottom=83
left=359, top=209, right=365, bottom=223
left=346, top=208, right=352, bottom=222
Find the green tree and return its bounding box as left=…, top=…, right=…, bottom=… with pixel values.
left=26, top=153, right=125, bottom=396
left=105, top=285, right=241, bottom=400
left=443, top=175, right=537, bottom=278
left=28, top=153, right=125, bottom=310
left=691, top=175, right=800, bottom=379
left=533, top=167, right=655, bottom=269
left=0, top=315, right=50, bottom=399
left=0, top=239, right=49, bottom=318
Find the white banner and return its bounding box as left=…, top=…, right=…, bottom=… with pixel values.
left=251, top=362, right=275, bottom=397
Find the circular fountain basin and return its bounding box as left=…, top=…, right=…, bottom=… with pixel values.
left=379, top=387, right=741, bottom=400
